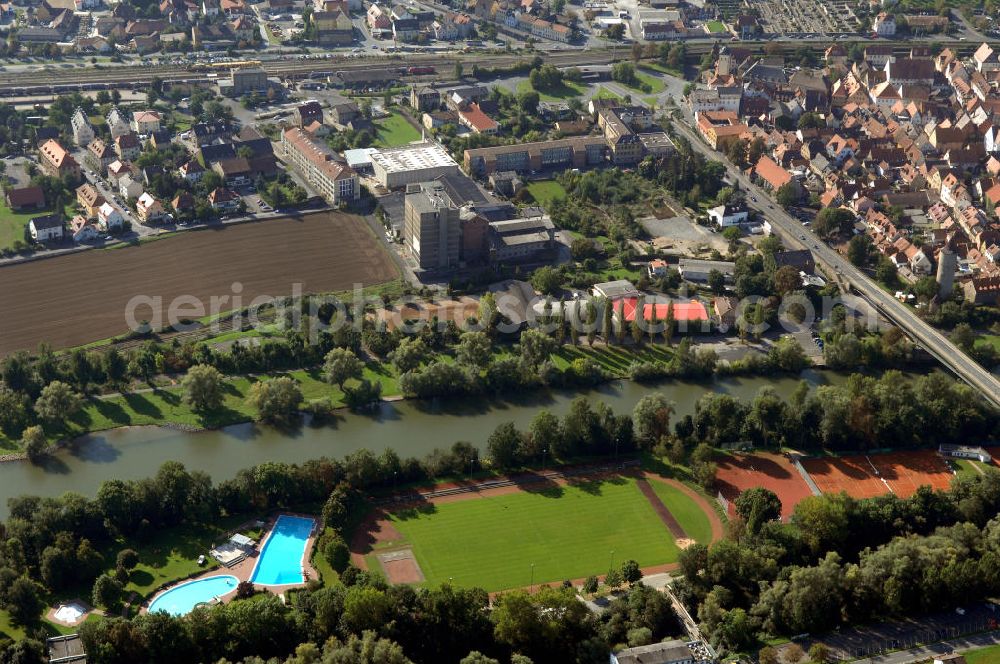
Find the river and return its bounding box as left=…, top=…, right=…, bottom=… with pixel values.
left=2, top=371, right=845, bottom=518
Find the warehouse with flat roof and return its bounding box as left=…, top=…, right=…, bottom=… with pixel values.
left=371, top=142, right=460, bottom=189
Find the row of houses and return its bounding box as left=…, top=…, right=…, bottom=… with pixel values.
left=691, top=41, right=1000, bottom=303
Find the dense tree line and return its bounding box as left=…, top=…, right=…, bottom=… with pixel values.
left=686, top=371, right=997, bottom=452
left=677, top=469, right=1000, bottom=653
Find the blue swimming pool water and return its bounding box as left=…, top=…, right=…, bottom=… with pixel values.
left=148, top=575, right=238, bottom=616
left=250, top=515, right=315, bottom=585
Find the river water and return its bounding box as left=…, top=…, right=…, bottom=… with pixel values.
left=3, top=371, right=844, bottom=518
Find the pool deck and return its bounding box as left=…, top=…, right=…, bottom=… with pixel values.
left=46, top=599, right=100, bottom=627
left=140, top=513, right=319, bottom=615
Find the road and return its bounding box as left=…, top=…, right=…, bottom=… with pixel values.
left=668, top=118, right=1000, bottom=409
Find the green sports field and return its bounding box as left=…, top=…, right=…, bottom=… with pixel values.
left=648, top=480, right=714, bottom=545
left=383, top=477, right=696, bottom=591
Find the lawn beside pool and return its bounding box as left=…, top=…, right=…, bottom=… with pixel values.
left=525, top=180, right=567, bottom=207
left=375, top=111, right=422, bottom=147
left=384, top=477, right=682, bottom=592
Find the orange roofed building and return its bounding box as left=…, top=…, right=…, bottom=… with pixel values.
left=695, top=110, right=749, bottom=150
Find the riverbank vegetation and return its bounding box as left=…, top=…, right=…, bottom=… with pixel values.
left=0, top=370, right=994, bottom=661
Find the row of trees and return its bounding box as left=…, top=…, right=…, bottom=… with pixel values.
left=677, top=467, right=1000, bottom=653
left=687, top=371, right=997, bottom=452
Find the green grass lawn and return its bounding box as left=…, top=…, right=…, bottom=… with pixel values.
left=525, top=180, right=567, bottom=207
left=948, top=458, right=983, bottom=480
left=5, top=364, right=406, bottom=449
left=705, top=20, right=726, bottom=33
left=516, top=78, right=587, bottom=102
left=641, top=62, right=684, bottom=79
left=633, top=69, right=666, bottom=94
left=374, top=111, right=421, bottom=147
left=591, top=86, right=622, bottom=101
left=976, top=334, right=1000, bottom=351
left=0, top=201, right=36, bottom=251
left=647, top=480, right=713, bottom=545
left=382, top=477, right=681, bottom=591
left=966, top=644, right=1000, bottom=664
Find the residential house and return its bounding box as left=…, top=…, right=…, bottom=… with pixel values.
left=5, top=186, right=45, bottom=212
left=314, top=9, right=353, bottom=45
left=207, top=186, right=241, bottom=211
left=294, top=101, right=324, bottom=128
left=136, top=192, right=165, bottom=223
left=86, top=138, right=116, bottom=172
left=178, top=159, right=205, bottom=183
left=973, top=43, right=1000, bottom=73
left=213, top=158, right=252, bottom=187
left=106, top=106, right=131, bottom=138
left=70, top=215, right=99, bottom=242
left=707, top=204, right=749, bottom=227
left=115, top=133, right=142, bottom=162
left=328, top=102, right=360, bottom=127
left=410, top=86, right=440, bottom=113
left=38, top=140, right=80, bottom=181
left=873, top=12, right=895, bottom=37
left=171, top=191, right=195, bottom=215
left=28, top=214, right=64, bottom=242
left=119, top=174, right=144, bottom=201
left=71, top=108, right=95, bottom=147
left=131, top=110, right=162, bottom=135
left=97, top=202, right=124, bottom=231
left=76, top=183, right=106, bottom=218
left=107, top=160, right=134, bottom=187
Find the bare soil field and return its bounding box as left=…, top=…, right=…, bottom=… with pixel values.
left=0, top=212, right=398, bottom=356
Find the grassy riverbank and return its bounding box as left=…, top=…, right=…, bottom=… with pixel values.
left=3, top=341, right=697, bottom=452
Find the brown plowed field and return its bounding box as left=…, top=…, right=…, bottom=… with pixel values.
left=0, top=212, right=398, bottom=356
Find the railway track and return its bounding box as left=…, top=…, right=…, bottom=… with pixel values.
left=0, top=38, right=991, bottom=95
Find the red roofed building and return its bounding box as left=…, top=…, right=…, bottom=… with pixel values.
left=619, top=297, right=709, bottom=323
left=5, top=185, right=45, bottom=211
left=754, top=155, right=794, bottom=192
left=457, top=102, right=499, bottom=135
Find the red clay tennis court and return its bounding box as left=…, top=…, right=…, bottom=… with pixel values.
left=802, top=450, right=955, bottom=499
left=715, top=452, right=814, bottom=520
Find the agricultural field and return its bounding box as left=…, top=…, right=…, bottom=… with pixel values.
left=364, top=475, right=715, bottom=592
left=0, top=211, right=399, bottom=356
left=375, top=111, right=422, bottom=147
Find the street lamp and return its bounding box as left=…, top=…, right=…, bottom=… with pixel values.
left=530, top=563, right=535, bottom=593
left=541, top=447, right=547, bottom=473
left=610, top=550, right=615, bottom=570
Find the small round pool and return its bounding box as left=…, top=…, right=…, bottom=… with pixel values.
left=147, top=575, right=238, bottom=616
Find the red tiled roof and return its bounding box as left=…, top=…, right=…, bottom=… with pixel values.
left=620, top=297, right=709, bottom=322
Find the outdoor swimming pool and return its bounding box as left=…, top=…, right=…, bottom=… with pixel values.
left=147, top=575, right=238, bottom=616
left=250, top=515, right=315, bottom=586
